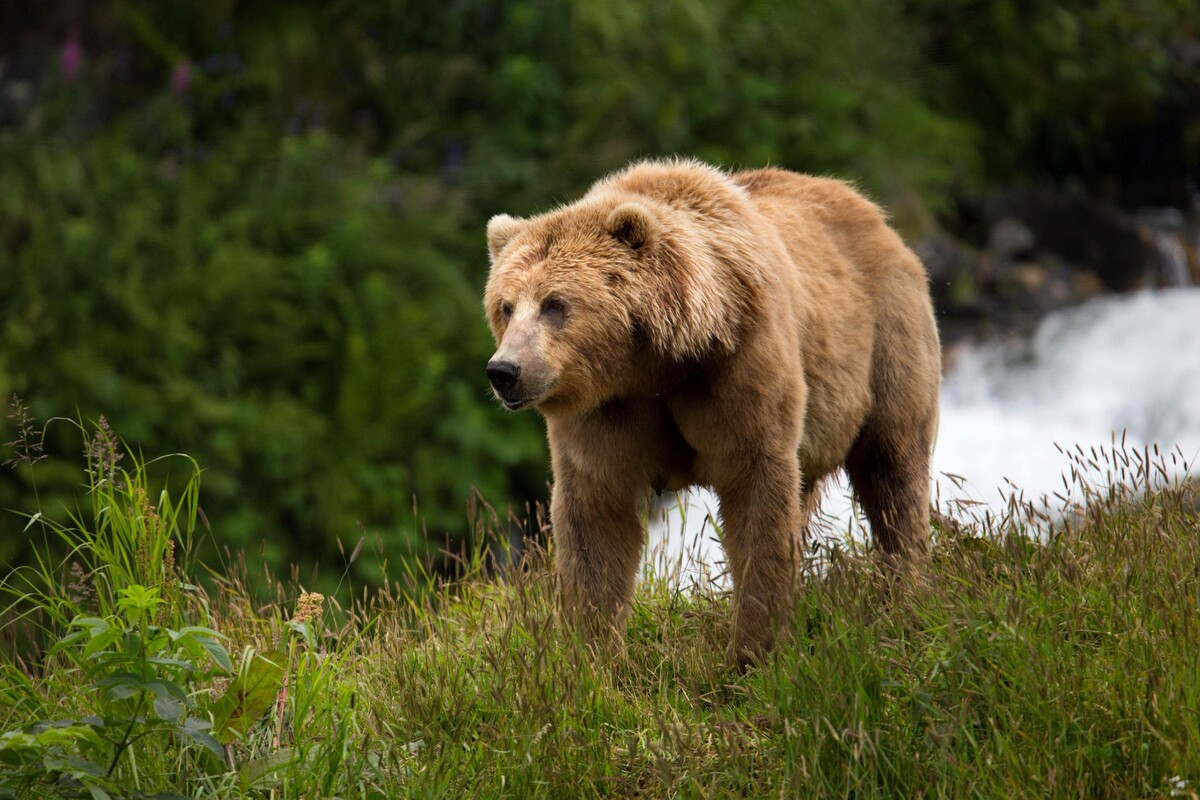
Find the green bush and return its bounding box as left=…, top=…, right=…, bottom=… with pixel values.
left=0, top=122, right=547, bottom=586
left=0, top=423, right=368, bottom=798
left=908, top=0, right=1198, bottom=184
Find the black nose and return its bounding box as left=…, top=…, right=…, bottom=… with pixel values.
left=486, top=360, right=521, bottom=394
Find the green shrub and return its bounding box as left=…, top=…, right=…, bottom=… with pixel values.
left=0, top=420, right=369, bottom=799
left=0, top=120, right=547, bottom=587
left=908, top=0, right=1198, bottom=183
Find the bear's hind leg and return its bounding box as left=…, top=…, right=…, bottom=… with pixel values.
left=845, top=422, right=933, bottom=575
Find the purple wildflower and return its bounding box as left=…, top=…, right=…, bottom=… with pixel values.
left=171, top=60, right=192, bottom=95
left=60, top=38, right=83, bottom=83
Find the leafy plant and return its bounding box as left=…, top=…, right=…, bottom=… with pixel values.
left=907, top=0, right=1198, bottom=188
left=0, top=587, right=229, bottom=799
left=0, top=415, right=375, bottom=797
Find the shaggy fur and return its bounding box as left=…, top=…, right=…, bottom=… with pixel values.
left=484, top=159, right=941, bottom=663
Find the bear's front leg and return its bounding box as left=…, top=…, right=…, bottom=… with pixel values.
left=711, top=450, right=803, bottom=666
left=550, top=460, right=644, bottom=654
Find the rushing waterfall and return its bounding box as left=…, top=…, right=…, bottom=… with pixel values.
left=646, top=288, right=1200, bottom=586
left=1140, top=209, right=1193, bottom=287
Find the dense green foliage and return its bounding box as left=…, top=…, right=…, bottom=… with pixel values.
left=2, top=430, right=1197, bottom=797
left=910, top=0, right=1199, bottom=191
left=0, top=127, right=544, bottom=582
left=2, top=1, right=1196, bottom=587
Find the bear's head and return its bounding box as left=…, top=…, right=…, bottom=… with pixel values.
left=483, top=193, right=746, bottom=415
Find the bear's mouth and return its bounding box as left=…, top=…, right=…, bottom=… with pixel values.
left=502, top=398, right=531, bottom=411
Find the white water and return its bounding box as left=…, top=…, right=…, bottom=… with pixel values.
left=646, top=289, right=1200, bottom=586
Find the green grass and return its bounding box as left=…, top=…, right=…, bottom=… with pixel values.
left=2, top=420, right=1198, bottom=798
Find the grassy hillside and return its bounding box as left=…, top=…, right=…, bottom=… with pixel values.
left=1, top=420, right=1197, bottom=798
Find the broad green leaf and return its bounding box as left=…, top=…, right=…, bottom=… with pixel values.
left=195, top=636, right=233, bottom=674
left=153, top=694, right=181, bottom=722
left=178, top=716, right=225, bottom=758
left=171, top=627, right=232, bottom=673
left=29, top=723, right=107, bottom=756
left=50, top=617, right=112, bottom=656
left=147, top=656, right=200, bottom=671
left=286, top=619, right=318, bottom=649
left=48, top=629, right=89, bottom=654
left=0, top=731, right=38, bottom=765
left=144, top=633, right=170, bottom=656
left=174, top=625, right=226, bottom=640
left=83, top=628, right=123, bottom=660
left=238, top=747, right=292, bottom=789
left=208, top=650, right=285, bottom=744
left=96, top=672, right=147, bottom=702
left=73, top=617, right=110, bottom=636
left=145, top=680, right=190, bottom=722
left=41, top=752, right=106, bottom=778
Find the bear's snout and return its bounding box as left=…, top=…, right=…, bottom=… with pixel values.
left=486, top=359, right=522, bottom=397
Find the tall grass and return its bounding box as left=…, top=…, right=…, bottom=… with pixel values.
left=2, top=409, right=1197, bottom=798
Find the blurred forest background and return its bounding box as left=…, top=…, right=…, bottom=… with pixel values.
left=2, top=0, right=1198, bottom=595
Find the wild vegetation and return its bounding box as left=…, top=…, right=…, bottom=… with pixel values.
left=1, top=415, right=1196, bottom=798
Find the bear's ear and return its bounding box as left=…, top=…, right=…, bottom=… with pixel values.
left=606, top=202, right=654, bottom=250
left=487, top=214, right=525, bottom=261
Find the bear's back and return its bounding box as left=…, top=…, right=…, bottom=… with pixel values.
left=734, top=167, right=921, bottom=289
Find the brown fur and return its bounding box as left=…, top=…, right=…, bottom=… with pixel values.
left=484, top=159, right=941, bottom=663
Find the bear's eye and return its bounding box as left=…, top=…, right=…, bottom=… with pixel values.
left=501, top=302, right=513, bottom=320
left=540, top=296, right=568, bottom=322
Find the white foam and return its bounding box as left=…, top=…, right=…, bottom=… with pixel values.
left=646, top=289, right=1200, bottom=586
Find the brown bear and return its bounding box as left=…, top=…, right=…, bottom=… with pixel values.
left=484, top=159, right=941, bottom=663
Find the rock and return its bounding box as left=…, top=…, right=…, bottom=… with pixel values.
left=1010, top=263, right=1047, bottom=294
left=983, top=187, right=1159, bottom=291
left=987, top=218, right=1035, bottom=261
left=1070, top=269, right=1108, bottom=301
left=923, top=187, right=1195, bottom=350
